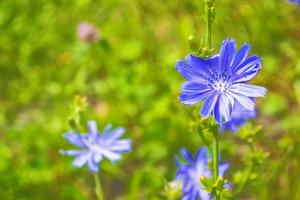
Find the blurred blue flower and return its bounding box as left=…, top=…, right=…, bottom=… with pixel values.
left=175, top=147, right=230, bottom=200
left=221, top=102, right=256, bottom=133
left=289, top=0, right=300, bottom=5
left=176, top=39, right=267, bottom=125
left=61, top=121, right=131, bottom=173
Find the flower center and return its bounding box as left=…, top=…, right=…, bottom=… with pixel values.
left=212, top=80, right=228, bottom=93
left=83, top=138, right=106, bottom=153
left=207, top=72, right=231, bottom=93
left=89, top=143, right=102, bottom=152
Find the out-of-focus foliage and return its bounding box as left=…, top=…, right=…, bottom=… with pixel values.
left=0, top=0, right=300, bottom=199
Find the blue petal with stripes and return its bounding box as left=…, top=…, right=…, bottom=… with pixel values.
left=60, top=120, right=131, bottom=173
left=175, top=147, right=230, bottom=200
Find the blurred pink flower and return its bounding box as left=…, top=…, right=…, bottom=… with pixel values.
left=77, top=21, right=100, bottom=43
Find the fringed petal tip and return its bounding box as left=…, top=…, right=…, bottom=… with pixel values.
left=179, top=148, right=194, bottom=163
left=219, top=162, right=230, bottom=176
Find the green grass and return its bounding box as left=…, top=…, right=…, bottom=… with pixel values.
left=0, top=0, right=300, bottom=199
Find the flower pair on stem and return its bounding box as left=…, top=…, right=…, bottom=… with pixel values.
left=173, top=0, right=267, bottom=199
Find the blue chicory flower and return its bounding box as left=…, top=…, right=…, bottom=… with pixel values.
left=175, top=147, right=230, bottom=200
left=289, top=0, right=300, bottom=5
left=61, top=120, right=131, bottom=173
left=221, top=102, right=256, bottom=133
left=175, top=39, right=267, bottom=125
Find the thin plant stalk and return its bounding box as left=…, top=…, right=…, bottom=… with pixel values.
left=94, top=173, right=104, bottom=200
left=212, top=132, right=219, bottom=181
left=213, top=131, right=220, bottom=200
left=204, top=1, right=220, bottom=199
left=205, top=0, right=214, bottom=51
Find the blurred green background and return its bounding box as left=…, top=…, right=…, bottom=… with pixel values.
left=1, top=0, right=300, bottom=199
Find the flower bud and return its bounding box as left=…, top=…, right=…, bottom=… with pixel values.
left=163, top=180, right=182, bottom=200
left=77, top=21, right=100, bottom=43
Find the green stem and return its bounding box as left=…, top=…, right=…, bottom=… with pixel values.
left=213, top=133, right=219, bottom=180
left=213, top=132, right=220, bottom=200
left=204, top=1, right=219, bottom=199
left=94, top=174, right=104, bottom=200
left=205, top=0, right=214, bottom=51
